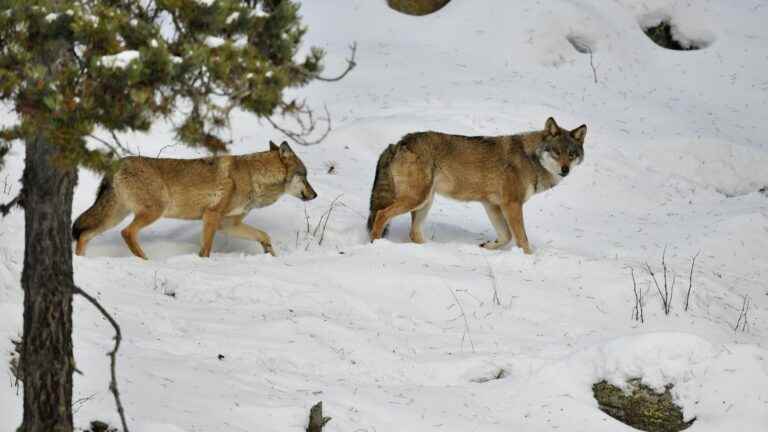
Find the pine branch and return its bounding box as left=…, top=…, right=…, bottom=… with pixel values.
left=313, top=42, right=357, bottom=82
left=0, top=191, right=23, bottom=216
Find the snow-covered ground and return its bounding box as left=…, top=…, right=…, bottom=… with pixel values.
left=2, top=1, right=768, bottom=430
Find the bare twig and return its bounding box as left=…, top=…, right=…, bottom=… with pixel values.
left=73, top=392, right=98, bottom=414
left=266, top=104, right=332, bottom=146
left=318, top=194, right=343, bottom=246
left=313, top=42, right=357, bottom=82
left=483, top=256, right=501, bottom=306
left=645, top=262, right=670, bottom=315
left=0, top=191, right=23, bottom=216
left=630, top=267, right=644, bottom=323
left=645, top=246, right=674, bottom=315
left=156, top=142, right=181, bottom=158
left=586, top=46, right=598, bottom=84
left=734, top=295, right=751, bottom=332
left=73, top=286, right=130, bottom=432
left=87, top=132, right=133, bottom=156
left=302, top=195, right=343, bottom=250
left=2, top=175, right=10, bottom=195
left=444, top=282, right=476, bottom=353
left=109, top=130, right=130, bottom=154
left=306, top=401, right=332, bottom=432
left=684, top=252, right=700, bottom=311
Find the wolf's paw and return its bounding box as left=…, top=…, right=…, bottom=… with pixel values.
left=480, top=240, right=506, bottom=250
left=263, top=243, right=276, bottom=256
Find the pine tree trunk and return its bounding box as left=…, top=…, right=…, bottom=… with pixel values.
left=19, top=131, right=77, bottom=432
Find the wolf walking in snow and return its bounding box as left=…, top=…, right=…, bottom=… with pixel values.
left=367, top=117, right=587, bottom=254
left=73, top=141, right=317, bottom=259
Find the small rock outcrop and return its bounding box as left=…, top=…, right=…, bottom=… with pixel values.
left=593, top=379, right=696, bottom=432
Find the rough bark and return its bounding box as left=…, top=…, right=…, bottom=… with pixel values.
left=19, top=131, right=78, bottom=432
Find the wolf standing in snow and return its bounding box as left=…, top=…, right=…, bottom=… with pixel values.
left=73, top=141, right=317, bottom=259
left=367, top=117, right=586, bottom=254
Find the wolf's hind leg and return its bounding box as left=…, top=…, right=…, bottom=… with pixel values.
left=371, top=188, right=430, bottom=242
left=500, top=201, right=532, bottom=254
left=371, top=156, right=432, bottom=242
left=480, top=202, right=512, bottom=250
left=121, top=210, right=162, bottom=259
left=221, top=217, right=276, bottom=256
left=409, top=193, right=434, bottom=244
left=75, top=206, right=130, bottom=256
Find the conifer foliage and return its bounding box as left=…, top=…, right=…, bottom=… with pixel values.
left=0, top=0, right=337, bottom=169
left=0, top=1, right=351, bottom=431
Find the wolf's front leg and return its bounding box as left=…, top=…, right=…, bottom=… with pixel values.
left=480, top=202, right=512, bottom=250
left=199, top=209, right=222, bottom=257
left=222, top=219, right=277, bottom=256
left=500, top=201, right=532, bottom=254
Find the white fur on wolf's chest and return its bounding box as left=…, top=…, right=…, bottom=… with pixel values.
left=523, top=183, right=536, bottom=202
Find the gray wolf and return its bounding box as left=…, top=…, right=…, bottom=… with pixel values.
left=73, top=141, right=317, bottom=259
left=367, top=117, right=586, bottom=254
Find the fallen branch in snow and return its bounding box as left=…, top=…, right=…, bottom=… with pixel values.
left=629, top=267, right=644, bottom=323
left=306, top=401, right=331, bottom=432
left=734, top=295, right=751, bottom=332
left=684, top=252, right=700, bottom=311
left=74, top=286, right=130, bottom=432
left=470, top=368, right=508, bottom=383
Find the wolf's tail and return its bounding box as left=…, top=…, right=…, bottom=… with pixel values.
left=72, top=176, right=121, bottom=242
left=367, top=143, right=399, bottom=236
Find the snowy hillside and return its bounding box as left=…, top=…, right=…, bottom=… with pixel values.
left=2, top=0, right=768, bottom=431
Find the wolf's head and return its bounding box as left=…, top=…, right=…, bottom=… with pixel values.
left=536, top=117, right=587, bottom=179
left=271, top=140, right=318, bottom=201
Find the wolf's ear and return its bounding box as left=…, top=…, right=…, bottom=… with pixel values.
left=279, top=141, right=294, bottom=157
left=545, top=117, right=560, bottom=137
left=269, top=140, right=279, bottom=151
left=570, top=125, right=587, bottom=144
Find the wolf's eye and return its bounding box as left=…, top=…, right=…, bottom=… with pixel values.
left=568, top=151, right=577, bottom=159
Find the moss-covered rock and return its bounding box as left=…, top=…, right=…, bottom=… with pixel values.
left=387, top=0, right=451, bottom=16
left=593, top=379, right=696, bottom=432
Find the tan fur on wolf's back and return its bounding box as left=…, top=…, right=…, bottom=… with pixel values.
left=72, top=141, right=317, bottom=259
left=367, top=117, right=587, bottom=254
